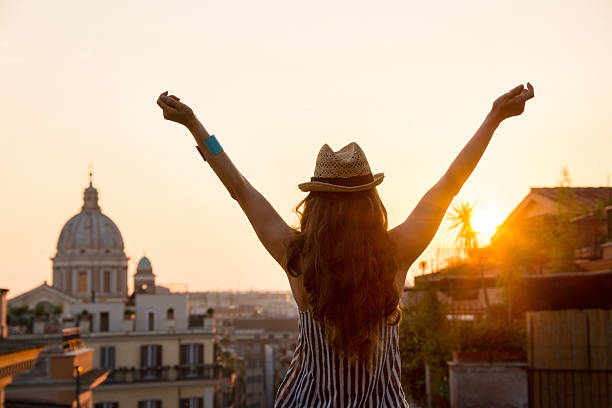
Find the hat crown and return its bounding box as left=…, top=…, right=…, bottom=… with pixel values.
left=313, top=142, right=373, bottom=178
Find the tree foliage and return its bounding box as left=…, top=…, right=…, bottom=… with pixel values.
left=400, top=285, right=450, bottom=407
left=537, top=168, right=580, bottom=273
left=449, top=317, right=526, bottom=357
left=399, top=285, right=527, bottom=407
left=447, top=201, right=478, bottom=257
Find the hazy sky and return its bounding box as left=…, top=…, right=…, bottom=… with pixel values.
left=2, top=0, right=611, bottom=297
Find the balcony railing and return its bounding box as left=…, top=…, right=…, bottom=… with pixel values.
left=176, top=364, right=218, bottom=380
left=574, top=246, right=603, bottom=260
left=103, top=364, right=219, bottom=384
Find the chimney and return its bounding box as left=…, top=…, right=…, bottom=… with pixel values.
left=1, top=288, right=8, bottom=339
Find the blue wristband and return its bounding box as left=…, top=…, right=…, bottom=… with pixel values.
left=204, top=135, right=223, bottom=156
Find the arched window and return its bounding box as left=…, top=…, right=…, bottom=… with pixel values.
left=147, top=312, right=155, bottom=331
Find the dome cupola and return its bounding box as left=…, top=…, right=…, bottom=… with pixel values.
left=56, top=172, right=124, bottom=252
left=82, top=181, right=100, bottom=211
left=136, top=256, right=153, bottom=273
left=134, top=255, right=156, bottom=294
left=51, top=170, right=129, bottom=300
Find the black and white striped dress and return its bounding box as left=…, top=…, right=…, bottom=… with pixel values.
left=274, top=309, right=409, bottom=407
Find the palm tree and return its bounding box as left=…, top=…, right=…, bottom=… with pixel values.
left=447, top=201, right=478, bottom=257
left=447, top=200, right=491, bottom=318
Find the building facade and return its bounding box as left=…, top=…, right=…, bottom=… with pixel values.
left=51, top=179, right=129, bottom=301
left=88, top=330, right=217, bottom=408
left=7, top=179, right=225, bottom=407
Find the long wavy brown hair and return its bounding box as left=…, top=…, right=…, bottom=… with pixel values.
left=283, top=188, right=402, bottom=369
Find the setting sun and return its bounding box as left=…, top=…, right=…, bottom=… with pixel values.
left=471, top=207, right=504, bottom=246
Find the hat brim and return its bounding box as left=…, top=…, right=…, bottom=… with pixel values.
left=298, top=173, right=384, bottom=193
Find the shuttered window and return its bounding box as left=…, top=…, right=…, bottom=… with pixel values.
left=140, top=344, right=163, bottom=367
left=100, top=346, right=115, bottom=370
left=179, top=343, right=204, bottom=378
left=179, top=397, right=203, bottom=408
left=137, top=400, right=161, bottom=408
left=180, top=343, right=204, bottom=364
left=94, top=403, right=119, bottom=408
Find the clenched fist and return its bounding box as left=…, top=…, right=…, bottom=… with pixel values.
left=491, top=83, right=535, bottom=121
left=156, top=91, right=196, bottom=127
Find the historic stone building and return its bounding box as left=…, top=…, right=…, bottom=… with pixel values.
left=51, top=176, right=129, bottom=300
left=7, top=178, right=223, bottom=408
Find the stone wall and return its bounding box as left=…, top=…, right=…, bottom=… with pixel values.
left=448, top=362, right=528, bottom=408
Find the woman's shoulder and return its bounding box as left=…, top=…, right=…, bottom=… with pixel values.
left=287, top=273, right=310, bottom=312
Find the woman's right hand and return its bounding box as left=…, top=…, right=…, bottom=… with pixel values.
left=490, top=82, right=535, bottom=122
left=156, top=91, right=197, bottom=127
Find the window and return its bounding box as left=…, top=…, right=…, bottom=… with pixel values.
left=179, top=397, right=203, bottom=408
left=100, top=346, right=115, bottom=370
left=138, top=400, right=161, bottom=408
left=78, top=271, right=87, bottom=293
left=140, top=344, right=163, bottom=380
left=95, top=403, right=118, bottom=408
left=141, top=344, right=162, bottom=367
left=179, top=343, right=203, bottom=378
left=103, top=270, right=111, bottom=293
left=100, top=312, right=109, bottom=332
left=148, top=312, right=155, bottom=331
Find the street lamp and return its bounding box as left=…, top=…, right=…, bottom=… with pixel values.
left=74, top=365, right=83, bottom=408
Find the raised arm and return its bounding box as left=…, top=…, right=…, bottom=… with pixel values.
left=389, top=83, right=535, bottom=279
left=156, top=92, right=296, bottom=269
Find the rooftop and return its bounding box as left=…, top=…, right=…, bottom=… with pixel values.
left=0, top=340, right=45, bottom=356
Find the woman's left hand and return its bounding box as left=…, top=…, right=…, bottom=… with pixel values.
left=490, top=82, right=535, bottom=121
left=156, top=91, right=196, bottom=127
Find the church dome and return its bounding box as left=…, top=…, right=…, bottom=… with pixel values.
left=56, top=181, right=124, bottom=252
left=136, top=256, right=153, bottom=274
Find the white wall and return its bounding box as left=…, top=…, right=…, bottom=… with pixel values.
left=135, top=293, right=188, bottom=331
left=79, top=301, right=125, bottom=332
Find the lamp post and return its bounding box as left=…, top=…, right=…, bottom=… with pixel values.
left=74, top=365, right=83, bottom=408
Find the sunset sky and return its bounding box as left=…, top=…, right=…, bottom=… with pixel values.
left=2, top=1, right=611, bottom=297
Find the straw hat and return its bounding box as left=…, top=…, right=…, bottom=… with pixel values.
left=298, top=142, right=384, bottom=192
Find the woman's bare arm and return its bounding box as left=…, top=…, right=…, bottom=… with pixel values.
left=389, top=83, right=535, bottom=281
left=156, top=92, right=296, bottom=269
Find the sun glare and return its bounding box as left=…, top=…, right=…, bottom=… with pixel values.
left=471, top=208, right=503, bottom=246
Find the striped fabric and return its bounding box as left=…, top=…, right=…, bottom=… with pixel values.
left=274, top=310, right=409, bottom=407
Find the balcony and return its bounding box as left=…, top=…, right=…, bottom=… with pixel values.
left=103, top=364, right=220, bottom=385
left=176, top=364, right=218, bottom=380
left=574, top=245, right=603, bottom=260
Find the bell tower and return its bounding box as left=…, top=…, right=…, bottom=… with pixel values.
left=134, top=255, right=156, bottom=294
